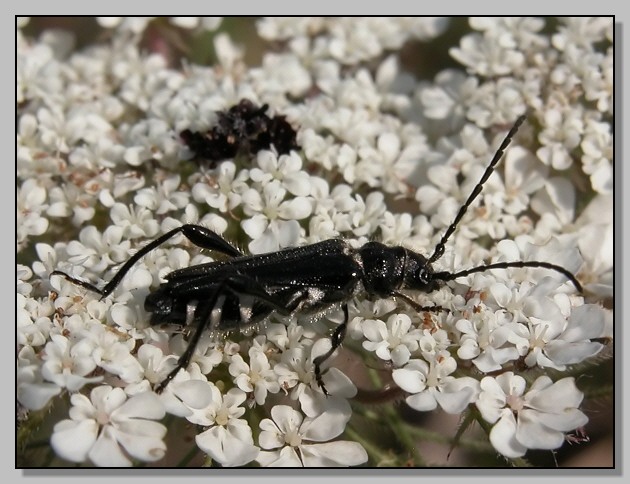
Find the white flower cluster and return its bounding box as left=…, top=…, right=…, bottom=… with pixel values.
left=17, top=17, right=612, bottom=467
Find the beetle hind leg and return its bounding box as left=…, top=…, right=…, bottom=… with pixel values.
left=154, top=300, right=205, bottom=393
left=153, top=275, right=303, bottom=393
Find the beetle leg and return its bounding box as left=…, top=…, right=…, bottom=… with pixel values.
left=153, top=274, right=304, bottom=393
left=313, top=303, right=349, bottom=396
left=393, top=291, right=448, bottom=313
left=219, top=274, right=295, bottom=316
left=51, top=224, right=241, bottom=299
left=154, top=300, right=206, bottom=394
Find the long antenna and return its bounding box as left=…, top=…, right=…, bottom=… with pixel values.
left=429, top=115, right=527, bottom=263
left=433, top=261, right=583, bottom=292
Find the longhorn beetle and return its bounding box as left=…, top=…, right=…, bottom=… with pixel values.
left=51, top=115, right=582, bottom=394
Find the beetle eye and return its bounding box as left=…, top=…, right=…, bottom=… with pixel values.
left=415, top=267, right=427, bottom=282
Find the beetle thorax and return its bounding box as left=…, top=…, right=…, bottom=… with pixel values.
left=357, top=241, right=406, bottom=297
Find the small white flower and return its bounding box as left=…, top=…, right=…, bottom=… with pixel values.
left=155, top=370, right=215, bottom=418
left=49, top=181, right=97, bottom=225
left=541, top=304, right=609, bottom=366
left=68, top=136, right=125, bottom=171
left=455, top=310, right=520, bottom=373
left=17, top=264, right=34, bottom=296
left=190, top=386, right=260, bottom=467
left=17, top=293, right=53, bottom=347
left=476, top=372, right=588, bottom=458
left=241, top=180, right=311, bottom=253
left=17, top=179, right=49, bottom=248
left=250, top=150, right=311, bottom=197
left=65, top=225, right=130, bottom=274
left=17, top=40, right=63, bottom=105
left=109, top=203, right=160, bottom=240
left=134, top=174, right=189, bottom=215
left=273, top=339, right=356, bottom=417
left=84, top=324, right=144, bottom=384
left=361, top=314, right=421, bottom=367
left=257, top=18, right=325, bottom=42
left=264, top=321, right=313, bottom=352
left=417, top=69, right=478, bottom=133
left=488, top=277, right=565, bottom=325
left=17, top=346, right=62, bottom=411
left=347, top=298, right=398, bottom=340
left=552, top=17, right=612, bottom=52
left=40, top=334, right=103, bottom=391
left=418, top=328, right=451, bottom=357
left=392, top=352, right=480, bottom=414
left=466, top=78, right=527, bottom=128
left=573, top=195, right=613, bottom=297
left=51, top=386, right=166, bottom=466
left=251, top=52, right=312, bottom=98
left=229, top=347, right=280, bottom=405
left=256, top=404, right=367, bottom=467
left=122, top=118, right=179, bottom=166
left=530, top=177, right=577, bottom=230
left=581, top=119, right=613, bottom=194
left=242, top=179, right=312, bottom=221
left=468, top=17, right=547, bottom=51
left=167, top=332, right=224, bottom=377
left=536, top=106, right=583, bottom=171
left=502, top=146, right=548, bottom=215
left=128, top=344, right=177, bottom=389
left=348, top=191, right=387, bottom=237
left=190, top=161, right=249, bottom=213
left=450, top=32, right=525, bottom=77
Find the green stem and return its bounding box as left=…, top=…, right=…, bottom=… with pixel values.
left=361, top=366, right=426, bottom=466
left=177, top=444, right=201, bottom=467
left=344, top=425, right=390, bottom=465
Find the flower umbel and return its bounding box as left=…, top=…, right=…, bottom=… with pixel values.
left=17, top=17, right=612, bottom=467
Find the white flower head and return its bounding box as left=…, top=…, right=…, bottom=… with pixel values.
left=190, top=161, right=249, bottom=213
left=256, top=404, right=367, bottom=467
left=241, top=179, right=312, bottom=253
left=17, top=179, right=49, bottom=249
left=476, top=372, right=588, bottom=458
left=51, top=386, right=166, bottom=466
left=17, top=16, right=612, bottom=468
left=190, top=385, right=260, bottom=467
left=392, top=352, right=480, bottom=414
left=18, top=346, right=63, bottom=411
left=229, top=347, right=281, bottom=405
left=361, top=313, right=421, bottom=367
left=40, top=334, right=103, bottom=392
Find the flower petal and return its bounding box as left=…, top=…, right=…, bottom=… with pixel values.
left=515, top=409, right=566, bottom=450
left=195, top=424, right=259, bottom=467
left=88, top=426, right=131, bottom=467
left=489, top=411, right=526, bottom=458
left=302, top=441, right=368, bottom=467
left=113, top=391, right=165, bottom=420
left=257, top=447, right=302, bottom=467
left=114, top=425, right=167, bottom=462
left=392, top=367, right=426, bottom=394
left=51, top=419, right=98, bottom=463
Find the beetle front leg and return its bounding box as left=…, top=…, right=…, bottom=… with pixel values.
left=313, top=304, right=349, bottom=396
left=393, top=291, right=449, bottom=314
